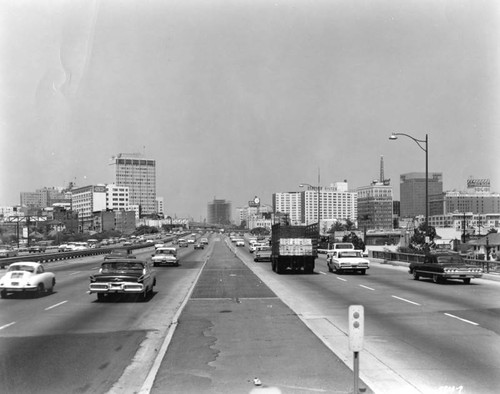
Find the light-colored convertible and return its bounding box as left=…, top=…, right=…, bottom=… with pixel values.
left=0, top=262, right=56, bottom=298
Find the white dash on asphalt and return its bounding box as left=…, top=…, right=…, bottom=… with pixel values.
left=336, top=277, right=347, bottom=282
left=391, top=295, right=421, bottom=306
left=45, top=301, right=68, bottom=310
left=69, top=271, right=80, bottom=275
left=444, top=313, right=479, bottom=326
left=359, top=285, right=375, bottom=291
left=318, top=271, right=327, bottom=275
left=0, top=322, right=16, bottom=330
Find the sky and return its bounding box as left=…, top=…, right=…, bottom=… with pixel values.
left=1, top=0, right=499, bottom=221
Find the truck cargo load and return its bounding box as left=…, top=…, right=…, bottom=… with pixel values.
left=271, top=223, right=318, bottom=274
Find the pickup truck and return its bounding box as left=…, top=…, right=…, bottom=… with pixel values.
left=254, top=246, right=272, bottom=262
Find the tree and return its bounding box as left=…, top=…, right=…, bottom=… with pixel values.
left=342, top=232, right=366, bottom=251
left=409, top=223, right=436, bottom=252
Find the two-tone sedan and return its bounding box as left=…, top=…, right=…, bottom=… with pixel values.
left=0, top=262, right=56, bottom=298
left=409, top=251, right=483, bottom=284
left=326, top=249, right=370, bottom=274
left=151, top=247, right=179, bottom=266
left=89, top=259, right=156, bottom=301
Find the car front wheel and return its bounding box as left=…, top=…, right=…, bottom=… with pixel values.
left=463, top=278, right=471, bottom=284
left=432, top=274, right=442, bottom=284
left=412, top=271, right=420, bottom=280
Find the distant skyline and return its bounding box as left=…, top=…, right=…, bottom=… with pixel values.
left=2, top=0, right=499, bottom=220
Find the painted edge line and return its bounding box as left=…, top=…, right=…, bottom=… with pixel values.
left=444, top=313, right=479, bottom=326
left=391, top=295, right=421, bottom=306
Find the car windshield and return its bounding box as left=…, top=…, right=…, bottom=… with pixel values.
left=101, top=262, right=144, bottom=272
left=436, top=255, right=465, bottom=265
left=157, top=249, right=175, bottom=255
left=8, top=265, right=35, bottom=273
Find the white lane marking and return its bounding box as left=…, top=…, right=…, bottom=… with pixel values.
left=360, top=285, right=375, bottom=291
left=444, top=313, right=479, bottom=326
left=69, top=271, right=80, bottom=275
left=45, top=301, right=68, bottom=311
left=318, top=271, right=327, bottom=275
left=391, top=295, right=421, bottom=306
left=0, top=322, right=16, bottom=330
left=336, top=277, right=347, bottom=282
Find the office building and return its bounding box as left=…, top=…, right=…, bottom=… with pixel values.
left=109, top=153, right=156, bottom=216
left=106, top=184, right=130, bottom=211
left=357, top=182, right=394, bottom=230
left=273, top=182, right=357, bottom=227
left=207, top=199, right=232, bottom=225
left=442, top=179, right=500, bottom=215
left=400, top=172, right=443, bottom=219
left=71, top=185, right=107, bottom=231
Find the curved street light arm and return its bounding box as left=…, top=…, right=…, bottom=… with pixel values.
left=391, top=132, right=427, bottom=152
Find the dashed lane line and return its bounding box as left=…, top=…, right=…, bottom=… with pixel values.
left=444, top=313, right=479, bottom=326
left=359, top=284, right=375, bottom=291
left=391, top=295, right=421, bottom=306
left=45, top=300, right=68, bottom=311
left=0, top=322, right=16, bottom=330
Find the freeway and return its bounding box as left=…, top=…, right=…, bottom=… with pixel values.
left=232, top=241, right=500, bottom=394
left=1, top=234, right=499, bottom=394
left=0, top=241, right=209, bottom=394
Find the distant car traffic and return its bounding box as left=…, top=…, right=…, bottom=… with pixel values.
left=0, top=246, right=19, bottom=258
left=151, top=247, right=179, bottom=266
left=235, top=239, right=245, bottom=247
left=409, top=251, right=483, bottom=284
left=0, top=262, right=56, bottom=298
left=200, top=238, right=209, bottom=245
left=194, top=243, right=204, bottom=250
left=178, top=239, right=188, bottom=247
left=326, top=249, right=370, bottom=274
left=28, top=244, right=47, bottom=253
left=104, top=248, right=136, bottom=260
left=89, top=259, right=156, bottom=301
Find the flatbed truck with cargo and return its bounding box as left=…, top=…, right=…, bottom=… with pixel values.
left=271, top=223, right=318, bottom=274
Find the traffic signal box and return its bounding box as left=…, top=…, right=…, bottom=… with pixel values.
left=348, top=305, right=364, bottom=352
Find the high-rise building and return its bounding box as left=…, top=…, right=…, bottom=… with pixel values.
left=273, top=182, right=357, bottom=226
left=207, top=199, right=232, bottom=225
left=273, top=192, right=302, bottom=225
left=357, top=182, right=394, bottom=230
left=109, top=153, right=156, bottom=216
left=400, top=172, right=443, bottom=219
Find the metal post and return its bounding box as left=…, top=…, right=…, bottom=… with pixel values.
left=425, top=133, right=428, bottom=227
left=354, top=351, right=360, bottom=393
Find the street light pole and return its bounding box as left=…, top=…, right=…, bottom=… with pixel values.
left=389, top=132, right=429, bottom=226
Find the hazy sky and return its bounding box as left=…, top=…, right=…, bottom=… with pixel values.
left=1, top=0, right=499, bottom=220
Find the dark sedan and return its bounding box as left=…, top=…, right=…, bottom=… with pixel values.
left=409, top=251, right=483, bottom=284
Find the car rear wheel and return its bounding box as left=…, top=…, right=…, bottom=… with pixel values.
left=432, top=274, right=442, bottom=284
left=327, top=263, right=333, bottom=273
left=463, top=278, right=471, bottom=284
left=35, top=283, right=44, bottom=297
left=1, top=290, right=7, bottom=299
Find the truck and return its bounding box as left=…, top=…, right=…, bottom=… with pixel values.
left=270, top=223, right=318, bottom=274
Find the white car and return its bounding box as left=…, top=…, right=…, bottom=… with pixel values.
left=235, top=239, right=245, bottom=247
left=0, top=262, right=56, bottom=298
left=151, top=247, right=179, bottom=267
left=0, top=246, right=18, bottom=258
left=326, top=250, right=370, bottom=275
